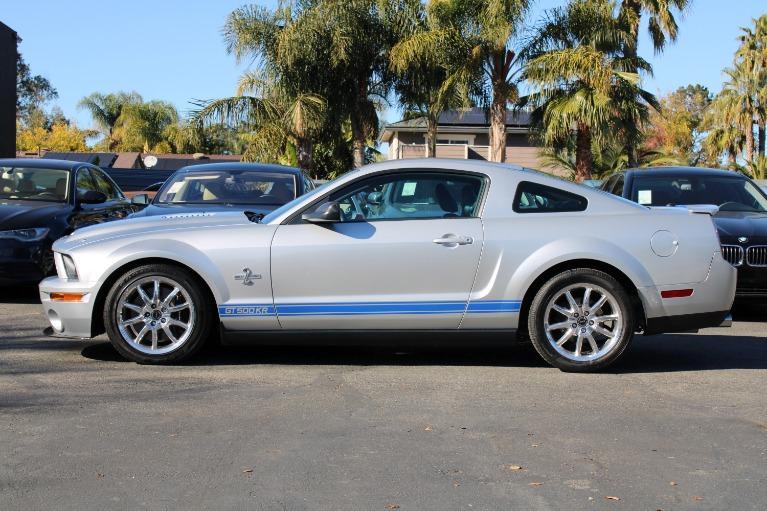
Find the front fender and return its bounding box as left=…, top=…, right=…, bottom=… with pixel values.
left=88, top=239, right=230, bottom=304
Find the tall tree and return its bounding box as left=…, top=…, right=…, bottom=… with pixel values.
left=16, top=38, right=58, bottom=127
left=78, top=91, right=142, bottom=151
left=119, top=100, right=179, bottom=152
left=643, top=84, right=712, bottom=165
left=524, top=0, right=656, bottom=181
left=735, top=15, right=767, bottom=157
left=425, top=0, right=531, bottom=162
left=618, top=0, right=690, bottom=166
left=389, top=0, right=472, bottom=158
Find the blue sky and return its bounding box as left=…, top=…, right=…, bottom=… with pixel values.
left=4, top=0, right=766, bottom=132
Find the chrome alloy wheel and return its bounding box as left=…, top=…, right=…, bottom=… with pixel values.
left=115, top=276, right=196, bottom=355
left=543, top=284, right=624, bottom=362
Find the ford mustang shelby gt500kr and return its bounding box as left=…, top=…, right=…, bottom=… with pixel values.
left=39, top=159, right=736, bottom=371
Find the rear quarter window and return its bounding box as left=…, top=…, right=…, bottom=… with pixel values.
left=513, top=181, right=588, bottom=213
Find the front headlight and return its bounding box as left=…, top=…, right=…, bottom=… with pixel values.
left=61, top=254, right=78, bottom=280
left=0, top=228, right=50, bottom=242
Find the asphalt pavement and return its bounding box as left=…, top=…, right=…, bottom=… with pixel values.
left=1, top=286, right=766, bottom=510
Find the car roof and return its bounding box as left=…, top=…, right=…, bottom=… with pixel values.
left=0, top=158, right=87, bottom=171
left=623, top=166, right=746, bottom=179
left=174, top=162, right=302, bottom=175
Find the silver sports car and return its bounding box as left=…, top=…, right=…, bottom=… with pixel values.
left=39, top=159, right=736, bottom=371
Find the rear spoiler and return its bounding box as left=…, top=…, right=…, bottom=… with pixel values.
left=649, top=204, right=719, bottom=216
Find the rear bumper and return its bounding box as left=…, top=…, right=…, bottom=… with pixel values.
left=639, top=251, right=736, bottom=335
left=644, top=310, right=730, bottom=335
left=38, top=276, right=97, bottom=338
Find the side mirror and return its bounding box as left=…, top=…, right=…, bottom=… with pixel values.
left=78, top=190, right=107, bottom=205
left=131, top=193, right=150, bottom=206
left=302, top=201, right=341, bottom=224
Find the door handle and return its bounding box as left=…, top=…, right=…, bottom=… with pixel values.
left=433, top=234, right=473, bottom=246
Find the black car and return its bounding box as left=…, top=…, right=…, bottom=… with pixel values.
left=602, top=167, right=767, bottom=297
left=130, top=162, right=313, bottom=219
left=0, top=159, right=145, bottom=285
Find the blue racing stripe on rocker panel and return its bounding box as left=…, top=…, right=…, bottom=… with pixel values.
left=217, top=300, right=521, bottom=317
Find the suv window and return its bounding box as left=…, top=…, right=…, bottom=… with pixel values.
left=326, top=172, right=484, bottom=222
left=514, top=181, right=588, bottom=213
left=89, top=168, right=121, bottom=199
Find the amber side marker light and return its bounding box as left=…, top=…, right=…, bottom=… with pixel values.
left=50, top=292, right=85, bottom=302
left=661, top=289, right=694, bottom=299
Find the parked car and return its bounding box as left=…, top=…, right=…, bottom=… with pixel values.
left=602, top=167, right=767, bottom=298
left=129, top=163, right=313, bottom=219
left=39, top=160, right=735, bottom=372
left=0, top=159, right=145, bottom=285
left=123, top=182, right=166, bottom=201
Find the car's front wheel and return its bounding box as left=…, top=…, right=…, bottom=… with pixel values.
left=103, top=264, right=214, bottom=364
left=528, top=268, right=635, bottom=372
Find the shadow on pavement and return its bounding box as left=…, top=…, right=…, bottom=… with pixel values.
left=76, top=330, right=767, bottom=373
left=0, top=285, right=40, bottom=304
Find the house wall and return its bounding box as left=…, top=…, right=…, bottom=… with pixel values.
left=0, top=24, right=17, bottom=158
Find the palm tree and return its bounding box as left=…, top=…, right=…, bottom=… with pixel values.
left=120, top=100, right=179, bottom=153
left=721, top=64, right=759, bottom=163
left=77, top=91, right=141, bottom=151
left=736, top=15, right=767, bottom=157
left=618, top=0, right=690, bottom=166
left=702, top=91, right=746, bottom=168
left=524, top=0, right=657, bottom=181
left=389, top=0, right=471, bottom=158
left=193, top=72, right=326, bottom=175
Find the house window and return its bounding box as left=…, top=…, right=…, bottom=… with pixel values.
left=437, top=138, right=471, bottom=145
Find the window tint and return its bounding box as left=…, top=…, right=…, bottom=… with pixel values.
left=156, top=171, right=296, bottom=205
left=0, top=166, right=70, bottom=202
left=631, top=175, right=767, bottom=211
left=90, top=168, right=121, bottom=199
left=75, top=168, right=97, bottom=195
left=601, top=175, right=617, bottom=193
left=326, top=172, right=484, bottom=222
left=610, top=174, right=624, bottom=195
left=513, top=181, right=588, bottom=213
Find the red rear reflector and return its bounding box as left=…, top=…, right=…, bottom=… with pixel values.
left=661, top=289, right=694, bottom=299
left=50, top=292, right=85, bottom=302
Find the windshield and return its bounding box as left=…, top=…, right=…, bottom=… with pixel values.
left=0, top=167, right=70, bottom=202
left=155, top=170, right=297, bottom=206
left=631, top=174, right=767, bottom=212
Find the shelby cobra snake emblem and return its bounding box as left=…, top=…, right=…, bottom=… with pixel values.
left=234, top=268, right=261, bottom=285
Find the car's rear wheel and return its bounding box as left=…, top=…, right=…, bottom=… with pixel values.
left=103, top=264, right=213, bottom=364
left=528, top=268, right=635, bottom=372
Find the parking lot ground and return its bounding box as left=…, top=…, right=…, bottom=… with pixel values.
left=1, top=287, right=766, bottom=510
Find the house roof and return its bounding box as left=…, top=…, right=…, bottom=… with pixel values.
left=113, top=152, right=142, bottom=169
left=380, top=107, right=532, bottom=142
left=141, top=153, right=242, bottom=171
left=41, top=152, right=118, bottom=167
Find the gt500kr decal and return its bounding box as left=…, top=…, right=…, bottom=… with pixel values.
left=218, top=300, right=520, bottom=317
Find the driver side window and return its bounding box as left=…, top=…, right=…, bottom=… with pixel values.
left=328, top=172, right=484, bottom=222
left=76, top=168, right=97, bottom=196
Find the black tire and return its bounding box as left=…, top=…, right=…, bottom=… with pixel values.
left=103, top=264, right=215, bottom=364
left=528, top=268, right=635, bottom=372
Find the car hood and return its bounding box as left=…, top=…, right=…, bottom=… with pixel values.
left=55, top=210, right=255, bottom=251
left=131, top=202, right=278, bottom=218
left=0, top=200, right=71, bottom=230
left=714, top=211, right=767, bottom=241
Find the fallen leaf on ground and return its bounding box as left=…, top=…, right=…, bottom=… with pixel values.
left=453, top=480, right=460, bottom=487
left=506, top=464, right=523, bottom=471
left=604, top=496, right=620, bottom=501
left=528, top=482, right=543, bottom=487
left=424, top=426, right=433, bottom=432
left=692, top=496, right=704, bottom=501
left=385, top=505, right=400, bottom=510
left=242, top=468, right=253, bottom=473
left=95, top=473, right=104, bottom=479
left=670, top=481, right=678, bottom=486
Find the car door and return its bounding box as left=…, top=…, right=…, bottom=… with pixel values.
left=270, top=170, right=487, bottom=330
